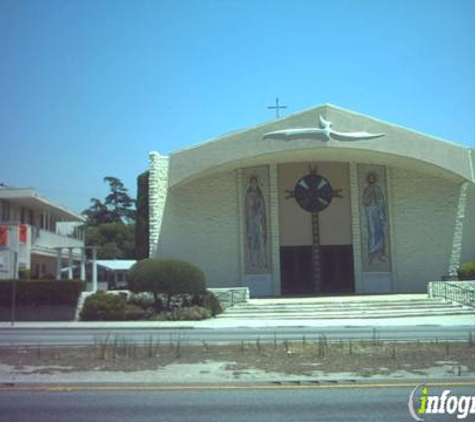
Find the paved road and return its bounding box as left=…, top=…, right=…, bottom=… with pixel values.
left=1, top=383, right=474, bottom=421
left=0, top=325, right=474, bottom=347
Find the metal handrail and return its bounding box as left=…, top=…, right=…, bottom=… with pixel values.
left=212, top=289, right=248, bottom=309
left=441, top=274, right=458, bottom=281
left=431, top=281, right=475, bottom=309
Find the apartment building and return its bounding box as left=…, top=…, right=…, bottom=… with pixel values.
left=0, top=185, right=85, bottom=279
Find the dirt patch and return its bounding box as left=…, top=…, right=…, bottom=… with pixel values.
left=1, top=338, right=475, bottom=378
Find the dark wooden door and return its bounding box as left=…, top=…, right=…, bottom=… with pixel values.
left=280, top=245, right=355, bottom=295
left=321, top=245, right=355, bottom=293
left=280, top=246, right=313, bottom=295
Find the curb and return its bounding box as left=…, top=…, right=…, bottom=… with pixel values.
left=1, top=378, right=475, bottom=390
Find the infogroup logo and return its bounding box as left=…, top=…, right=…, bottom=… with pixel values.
left=408, top=385, right=475, bottom=420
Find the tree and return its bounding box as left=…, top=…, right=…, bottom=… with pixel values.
left=82, top=198, right=113, bottom=226
left=104, top=177, right=136, bottom=224
left=82, top=177, right=137, bottom=259
left=85, top=223, right=136, bottom=259
left=82, top=177, right=136, bottom=226
left=128, top=259, right=206, bottom=310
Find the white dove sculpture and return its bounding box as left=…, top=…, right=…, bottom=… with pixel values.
left=263, top=115, right=385, bottom=141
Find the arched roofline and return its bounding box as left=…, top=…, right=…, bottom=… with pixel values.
left=165, top=104, right=475, bottom=188
left=169, top=146, right=473, bottom=189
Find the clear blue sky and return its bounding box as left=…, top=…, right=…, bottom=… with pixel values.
left=1, top=0, right=474, bottom=213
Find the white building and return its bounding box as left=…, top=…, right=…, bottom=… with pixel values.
left=95, top=260, right=136, bottom=289
left=0, top=185, right=85, bottom=279
left=146, top=104, right=475, bottom=296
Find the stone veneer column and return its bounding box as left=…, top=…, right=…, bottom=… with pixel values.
left=148, top=151, right=169, bottom=257
left=349, top=162, right=363, bottom=293
left=448, top=181, right=469, bottom=277
left=268, top=164, right=281, bottom=295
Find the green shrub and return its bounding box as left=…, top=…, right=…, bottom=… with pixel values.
left=128, top=259, right=206, bottom=310
left=0, top=280, right=85, bottom=306
left=80, top=291, right=127, bottom=321
left=200, top=291, right=223, bottom=316
left=124, top=303, right=151, bottom=320
left=457, top=262, right=475, bottom=280
left=127, top=292, right=156, bottom=310
left=155, top=306, right=211, bottom=321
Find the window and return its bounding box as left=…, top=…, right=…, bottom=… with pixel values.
left=21, top=207, right=34, bottom=224
left=0, top=200, right=10, bottom=222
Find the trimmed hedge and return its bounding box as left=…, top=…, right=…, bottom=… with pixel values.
left=129, top=258, right=206, bottom=310
left=80, top=291, right=127, bottom=321
left=457, top=262, right=475, bottom=280
left=0, top=280, right=85, bottom=306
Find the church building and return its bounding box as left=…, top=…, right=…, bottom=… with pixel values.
left=146, top=104, right=475, bottom=296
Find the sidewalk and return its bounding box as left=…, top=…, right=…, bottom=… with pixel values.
left=1, top=314, right=474, bottom=329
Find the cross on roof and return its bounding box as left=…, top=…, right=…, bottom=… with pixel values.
left=267, top=97, right=288, bottom=118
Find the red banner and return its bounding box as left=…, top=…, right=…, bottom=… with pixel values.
left=19, top=224, right=27, bottom=243
left=0, top=226, right=7, bottom=245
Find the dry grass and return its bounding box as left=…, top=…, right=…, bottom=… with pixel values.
left=1, top=336, right=475, bottom=377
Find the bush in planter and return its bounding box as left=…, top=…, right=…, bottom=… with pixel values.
left=190, top=291, right=223, bottom=317
left=124, top=303, right=151, bottom=320
left=80, top=291, right=127, bottom=321
left=127, top=292, right=157, bottom=310
left=128, top=258, right=206, bottom=310
left=200, top=292, right=223, bottom=316
left=457, top=262, right=475, bottom=280
left=154, top=306, right=211, bottom=321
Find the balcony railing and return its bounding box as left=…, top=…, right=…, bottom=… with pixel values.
left=32, top=227, right=84, bottom=250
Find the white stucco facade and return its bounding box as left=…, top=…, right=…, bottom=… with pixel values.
left=0, top=186, right=86, bottom=280
left=154, top=170, right=241, bottom=288
left=148, top=104, right=475, bottom=296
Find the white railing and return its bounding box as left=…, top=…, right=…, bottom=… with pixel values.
left=32, top=227, right=84, bottom=250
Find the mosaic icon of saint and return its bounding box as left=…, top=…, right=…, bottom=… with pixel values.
left=362, top=171, right=387, bottom=264
left=245, top=176, right=268, bottom=269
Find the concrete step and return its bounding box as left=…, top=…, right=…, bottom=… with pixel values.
left=217, top=308, right=473, bottom=320
left=221, top=305, right=470, bottom=315
left=239, top=298, right=443, bottom=304
left=221, top=309, right=470, bottom=317
left=246, top=298, right=438, bottom=304
left=226, top=302, right=452, bottom=313
left=217, top=296, right=473, bottom=319
left=228, top=303, right=451, bottom=313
